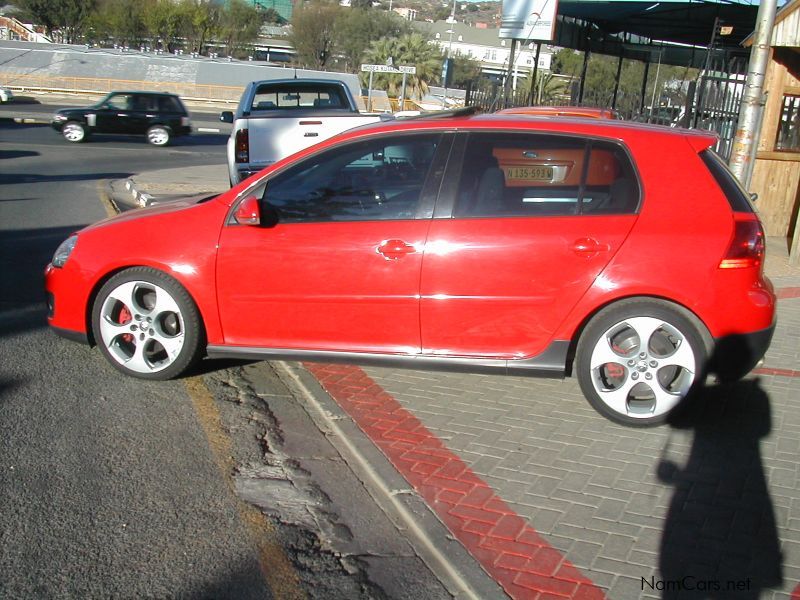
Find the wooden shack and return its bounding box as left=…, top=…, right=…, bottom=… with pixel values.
left=745, top=0, right=800, bottom=263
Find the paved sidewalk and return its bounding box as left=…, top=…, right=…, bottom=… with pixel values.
left=110, top=166, right=800, bottom=599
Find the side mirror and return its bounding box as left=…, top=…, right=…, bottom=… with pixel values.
left=220, top=111, right=234, bottom=123
left=233, top=195, right=261, bottom=226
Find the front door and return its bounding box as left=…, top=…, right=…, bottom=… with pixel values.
left=216, top=132, right=447, bottom=354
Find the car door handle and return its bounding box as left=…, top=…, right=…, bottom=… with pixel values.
left=572, top=238, right=610, bottom=254
left=377, top=239, right=415, bottom=259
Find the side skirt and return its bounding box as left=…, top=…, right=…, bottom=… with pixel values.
left=206, top=341, right=570, bottom=378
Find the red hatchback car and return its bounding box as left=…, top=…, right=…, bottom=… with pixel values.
left=45, top=111, right=775, bottom=426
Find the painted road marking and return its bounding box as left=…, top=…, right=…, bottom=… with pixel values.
left=197, top=127, right=221, bottom=133
left=306, top=363, right=606, bottom=600
left=184, top=377, right=306, bottom=600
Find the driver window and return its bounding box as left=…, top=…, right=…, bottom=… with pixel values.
left=263, top=134, right=440, bottom=223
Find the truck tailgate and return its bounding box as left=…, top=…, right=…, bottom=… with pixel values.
left=246, top=115, right=381, bottom=167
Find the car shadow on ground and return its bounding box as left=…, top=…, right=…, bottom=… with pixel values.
left=0, top=149, right=39, bottom=160
left=657, top=336, right=783, bottom=598
left=1, top=171, right=131, bottom=187
left=0, top=225, right=86, bottom=340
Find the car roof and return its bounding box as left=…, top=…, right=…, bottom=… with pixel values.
left=340, top=110, right=717, bottom=151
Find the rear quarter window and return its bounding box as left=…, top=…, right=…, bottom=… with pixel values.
left=453, top=132, right=640, bottom=218
left=699, top=150, right=755, bottom=213
left=156, top=95, right=184, bottom=113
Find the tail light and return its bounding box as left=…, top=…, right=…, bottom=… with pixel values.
left=181, top=116, right=191, bottom=127
left=234, top=129, right=249, bottom=164
left=719, top=219, right=765, bottom=269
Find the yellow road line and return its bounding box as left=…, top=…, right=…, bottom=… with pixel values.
left=97, top=180, right=118, bottom=218
left=184, top=376, right=306, bottom=600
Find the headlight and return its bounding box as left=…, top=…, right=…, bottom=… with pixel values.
left=52, top=113, right=68, bottom=121
left=52, top=235, right=78, bottom=268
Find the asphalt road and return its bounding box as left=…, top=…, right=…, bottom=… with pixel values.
left=0, top=116, right=274, bottom=597
left=0, top=117, right=455, bottom=600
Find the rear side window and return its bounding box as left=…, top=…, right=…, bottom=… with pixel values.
left=453, top=133, right=640, bottom=218
left=699, top=150, right=755, bottom=213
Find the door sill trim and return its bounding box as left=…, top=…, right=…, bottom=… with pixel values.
left=205, top=341, right=569, bottom=378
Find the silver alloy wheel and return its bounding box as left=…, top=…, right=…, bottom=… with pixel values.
left=97, top=280, right=185, bottom=374
left=588, top=316, right=697, bottom=420
left=147, top=126, right=170, bottom=146
left=62, top=122, right=86, bottom=142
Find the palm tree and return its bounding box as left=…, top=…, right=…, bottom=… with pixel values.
left=361, top=33, right=441, bottom=100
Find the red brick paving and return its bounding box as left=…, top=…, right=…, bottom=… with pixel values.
left=306, top=362, right=606, bottom=600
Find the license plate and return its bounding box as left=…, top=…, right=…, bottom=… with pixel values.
left=505, top=166, right=554, bottom=181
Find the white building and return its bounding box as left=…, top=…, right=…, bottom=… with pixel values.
left=421, top=20, right=552, bottom=90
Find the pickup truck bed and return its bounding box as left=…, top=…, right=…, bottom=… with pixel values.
left=222, top=78, right=386, bottom=185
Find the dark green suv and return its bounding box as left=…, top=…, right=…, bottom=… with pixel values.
left=50, top=91, right=192, bottom=146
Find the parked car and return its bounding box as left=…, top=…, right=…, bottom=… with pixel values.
left=0, top=87, right=13, bottom=103
left=220, top=78, right=384, bottom=185
left=496, top=106, right=621, bottom=119
left=45, top=109, right=775, bottom=427
left=50, top=91, right=192, bottom=146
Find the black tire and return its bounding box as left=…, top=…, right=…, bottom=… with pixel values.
left=62, top=121, right=88, bottom=143
left=91, top=267, right=205, bottom=380
left=575, top=298, right=712, bottom=427
left=147, top=125, right=171, bottom=146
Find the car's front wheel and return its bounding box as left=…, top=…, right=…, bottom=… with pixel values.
left=575, top=299, right=711, bottom=427
left=62, top=121, right=88, bottom=143
left=91, top=267, right=204, bottom=380
left=147, top=125, right=171, bottom=146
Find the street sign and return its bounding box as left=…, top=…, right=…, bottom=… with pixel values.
left=361, top=64, right=401, bottom=73
left=361, top=64, right=416, bottom=74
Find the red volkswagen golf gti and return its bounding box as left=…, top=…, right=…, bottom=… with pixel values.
left=45, top=111, right=775, bottom=426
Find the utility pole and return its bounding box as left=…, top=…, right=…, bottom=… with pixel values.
left=728, top=0, right=778, bottom=186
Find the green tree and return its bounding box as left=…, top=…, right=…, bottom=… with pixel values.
left=16, top=0, right=96, bottom=42
left=334, top=8, right=411, bottom=73
left=178, top=0, right=221, bottom=55
left=142, top=0, right=188, bottom=52
left=218, top=0, right=263, bottom=58
left=451, top=54, right=482, bottom=88
left=289, top=0, right=342, bottom=69
left=361, top=33, right=441, bottom=100
left=92, top=0, right=147, bottom=46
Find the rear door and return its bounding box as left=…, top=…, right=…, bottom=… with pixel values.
left=216, top=131, right=449, bottom=353
left=420, top=131, right=640, bottom=358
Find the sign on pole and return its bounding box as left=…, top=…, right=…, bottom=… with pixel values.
left=499, top=0, right=558, bottom=41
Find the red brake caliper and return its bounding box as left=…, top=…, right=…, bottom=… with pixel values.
left=119, top=305, right=133, bottom=343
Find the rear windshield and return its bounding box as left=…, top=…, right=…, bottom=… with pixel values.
left=250, top=84, right=349, bottom=111
left=699, top=150, right=755, bottom=213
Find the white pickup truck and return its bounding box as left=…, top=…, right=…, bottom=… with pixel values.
left=220, top=78, right=388, bottom=185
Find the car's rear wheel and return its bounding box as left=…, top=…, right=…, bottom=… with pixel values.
left=575, top=299, right=711, bottom=427
left=62, top=121, right=88, bottom=143
left=147, top=125, right=171, bottom=146
left=92, top=267, right=204, bottom=380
